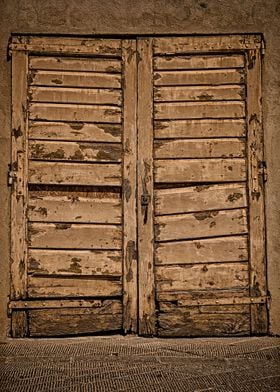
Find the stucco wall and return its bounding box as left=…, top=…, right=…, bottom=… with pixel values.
left=0, top=0, right=279, bottom=338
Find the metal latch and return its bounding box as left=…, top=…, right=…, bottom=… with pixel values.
left=141, top=194, right=151, bottom=224
left=8, top=164, right=17, bottom=186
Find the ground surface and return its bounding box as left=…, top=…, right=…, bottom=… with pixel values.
left=0, top=336, right=279, bottom=391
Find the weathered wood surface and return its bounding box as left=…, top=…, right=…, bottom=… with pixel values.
left=157, top=288, right=249, bottom=302
left=246, top=49, right=267, bottom=333
left=122, top=40, right=138, bottom=333
left=11, top=36, right=122, bottom=56
left=154, top=54, right=244, bottom=70
left=30, top=57, right=121, bottom=72
left=28, top=222, right=122, bottom=249
left=154, top=119, right=246, bottom=139
left=28, top=249, right=122, bottom=276
left=9, top=299, right=107, bottom=309
left=28, top=194, right=121, bottom=223
left=154, top=138, right=245, bottom=159
left=155, top=262, right=249, bottom=292
left=30, top=70, right=121, bottom=88
left=160, top=297, right=265, bottom=307
left=30, top=87, right=122, bottom=105
left=29, top=121, right=122, bottom=142
left=29, top=140, right=122, bottom=162
left=154, top=158, right=246, bottom=183
left=155, top=208, right=248, bottom=242
left=154, top=101, right=245, bottom=120
left=28, top=300, right=123, bottom=336
left=153, top=35, right=262, bottom=54
left=155, top=235, right=248, bottom=265
left=159, top=302, right=249, bottom=314
left=28, top=276, right=122, bottom=298
left=154, top=69, right=244, bottom=86
left=11, top=311, right=28, bottom=338
left=11, top=51, right=28, bottom=300
left=155, top=183, right=247, bottom=215
left=28, top=161, right=121, bottom=186
left=154, top=85, right=245, bottom=102
left=29, top=103, right=121, bottom=123
left=137, top=38, right=156, bottom=335
left=158, top=309, right=250, bottom=337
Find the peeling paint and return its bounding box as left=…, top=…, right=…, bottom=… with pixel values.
left=123, top=178, right=131, bottom=202
left=12, top=127, right=23, bottom=139
left=194, top=211, right=218, bottom=220
left=228, top=192, right=243, bottom=202
left=55, top=223, right=72, bottom=230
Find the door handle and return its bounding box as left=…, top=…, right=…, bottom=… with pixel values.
left=141, top=194, right=151, bottom=224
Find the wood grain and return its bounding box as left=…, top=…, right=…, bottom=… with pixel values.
left=30, top=57, right=121, bottom=72
left=28, top=222, right=122, bottom=249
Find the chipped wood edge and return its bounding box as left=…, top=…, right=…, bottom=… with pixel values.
left=137, top=38, right=156, bottom=336
left=11, top=51, right=28, bottom=306
left=11, top=310, right=28, bottom=338
left=154, top=34, right=262, bottom=54
left=122, top=40, right=138, bottom=333
left=246, top=47, right=268, bottom=334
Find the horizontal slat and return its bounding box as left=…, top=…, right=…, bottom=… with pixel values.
left=154, top=85, right=245, bottom=102
left=29, top=57, right=121, bottom=72
left=28, top=276, right=122, bottom=298
left=28, top=223, right=122, bottom=249
left=154, top=54, right=245, bottom=70
left=155, top=235, right=248, bottom=265
left=28, top=249, right=122, bottom=276
left=29, top=121, right=121, bottom=142
left=154, top=158, right=246, bottom=183
left=155, top=183, right=247, bottom=215
left=28, top=194, right=121, bottom=223
left=156, top=262, right=249, bottom=291
left=155, top=208, right=248, bottom=242
left=28, top=301, right=122, bottom=336
left=9, top=299, right=108, bottom=309
left=154, top=138, right=245, bottom=159
left=154, top=119, right=246, bottom=139
left=159, top=302, right=249, bottom=314
left=11, top=37, right=122, bottom=56
left=29, top=87, right=122, bottom=105
left=153, top=35, right=262, bottom=54
left=154, top=69, right=244, bottom=86
left=158, top=310, right=250, bottom=337
left=154, top=102, right=245, bottom=120
left=30, top=70, right=121, bottom=88
left=29, top=103, right=122, bottom=123
left=29, top=140, right=122, bottom=162
left=157, top=288, right=249, bottom=302
left=28, top=161, right=121, bottom=186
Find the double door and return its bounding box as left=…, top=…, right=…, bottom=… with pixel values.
left=9, top=35, right=267, bottom=337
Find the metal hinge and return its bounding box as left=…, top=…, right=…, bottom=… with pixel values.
left=261, top=40, right=265, bottom=56
left=260, top=161, right=268, bottom=183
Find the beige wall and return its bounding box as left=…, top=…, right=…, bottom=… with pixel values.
left=0, top=0, right=279, bottom=338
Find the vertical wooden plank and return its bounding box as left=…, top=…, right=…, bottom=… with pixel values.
left=11, top=311, right=28, bottom=338
left=122, top=40, right=138, bottom=333
left=11, top=51, right=28, bottom=304
left=137, top=38, right=156, bottom=335
left=246, top=48, right=268, bottom=334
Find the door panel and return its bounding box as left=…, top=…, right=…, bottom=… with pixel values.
left=10, top=35, right=267, bottom=338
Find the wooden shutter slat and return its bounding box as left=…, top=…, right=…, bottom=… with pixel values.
left=28, top=223, right=122, bottom=249
left=154, top=69, right=244, bottom=86
left=29, top=141, right=122, bottom=162
left=30, top=57, right=121, bottom=73
left=155, top=208, right=248, bottom=242
left=29, top=121, right=122, bottom=142
left=28, top=161, right=121, bottom=186
left=154, top=54, right=245, bottom=70
left=154, top=158, right=246, bottom=183
left=155, top=235, right=248, bottom=265
left=30, top=87, right=122, bottom=105
left=155, top=183, right=247, bottom=215
left=28, top=194, right=121, bottom=224
left=154, top=138, right=245, bottom=159
left=28, top=249, right=122, bottom=276
left=155, top=101, right=245, bottom=120
left=154, top=119, right=246, bottom=139
left=29, top=103, right=122, bottom=123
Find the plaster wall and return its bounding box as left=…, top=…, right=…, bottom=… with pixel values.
left=0, top=0, right=279, bottom=338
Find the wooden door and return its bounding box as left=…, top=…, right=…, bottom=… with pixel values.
left=9, top=37, right=138, bottom=337
left=10, top=35, right=267, bottom=338
left=137, top=36, right=268, bottom=336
